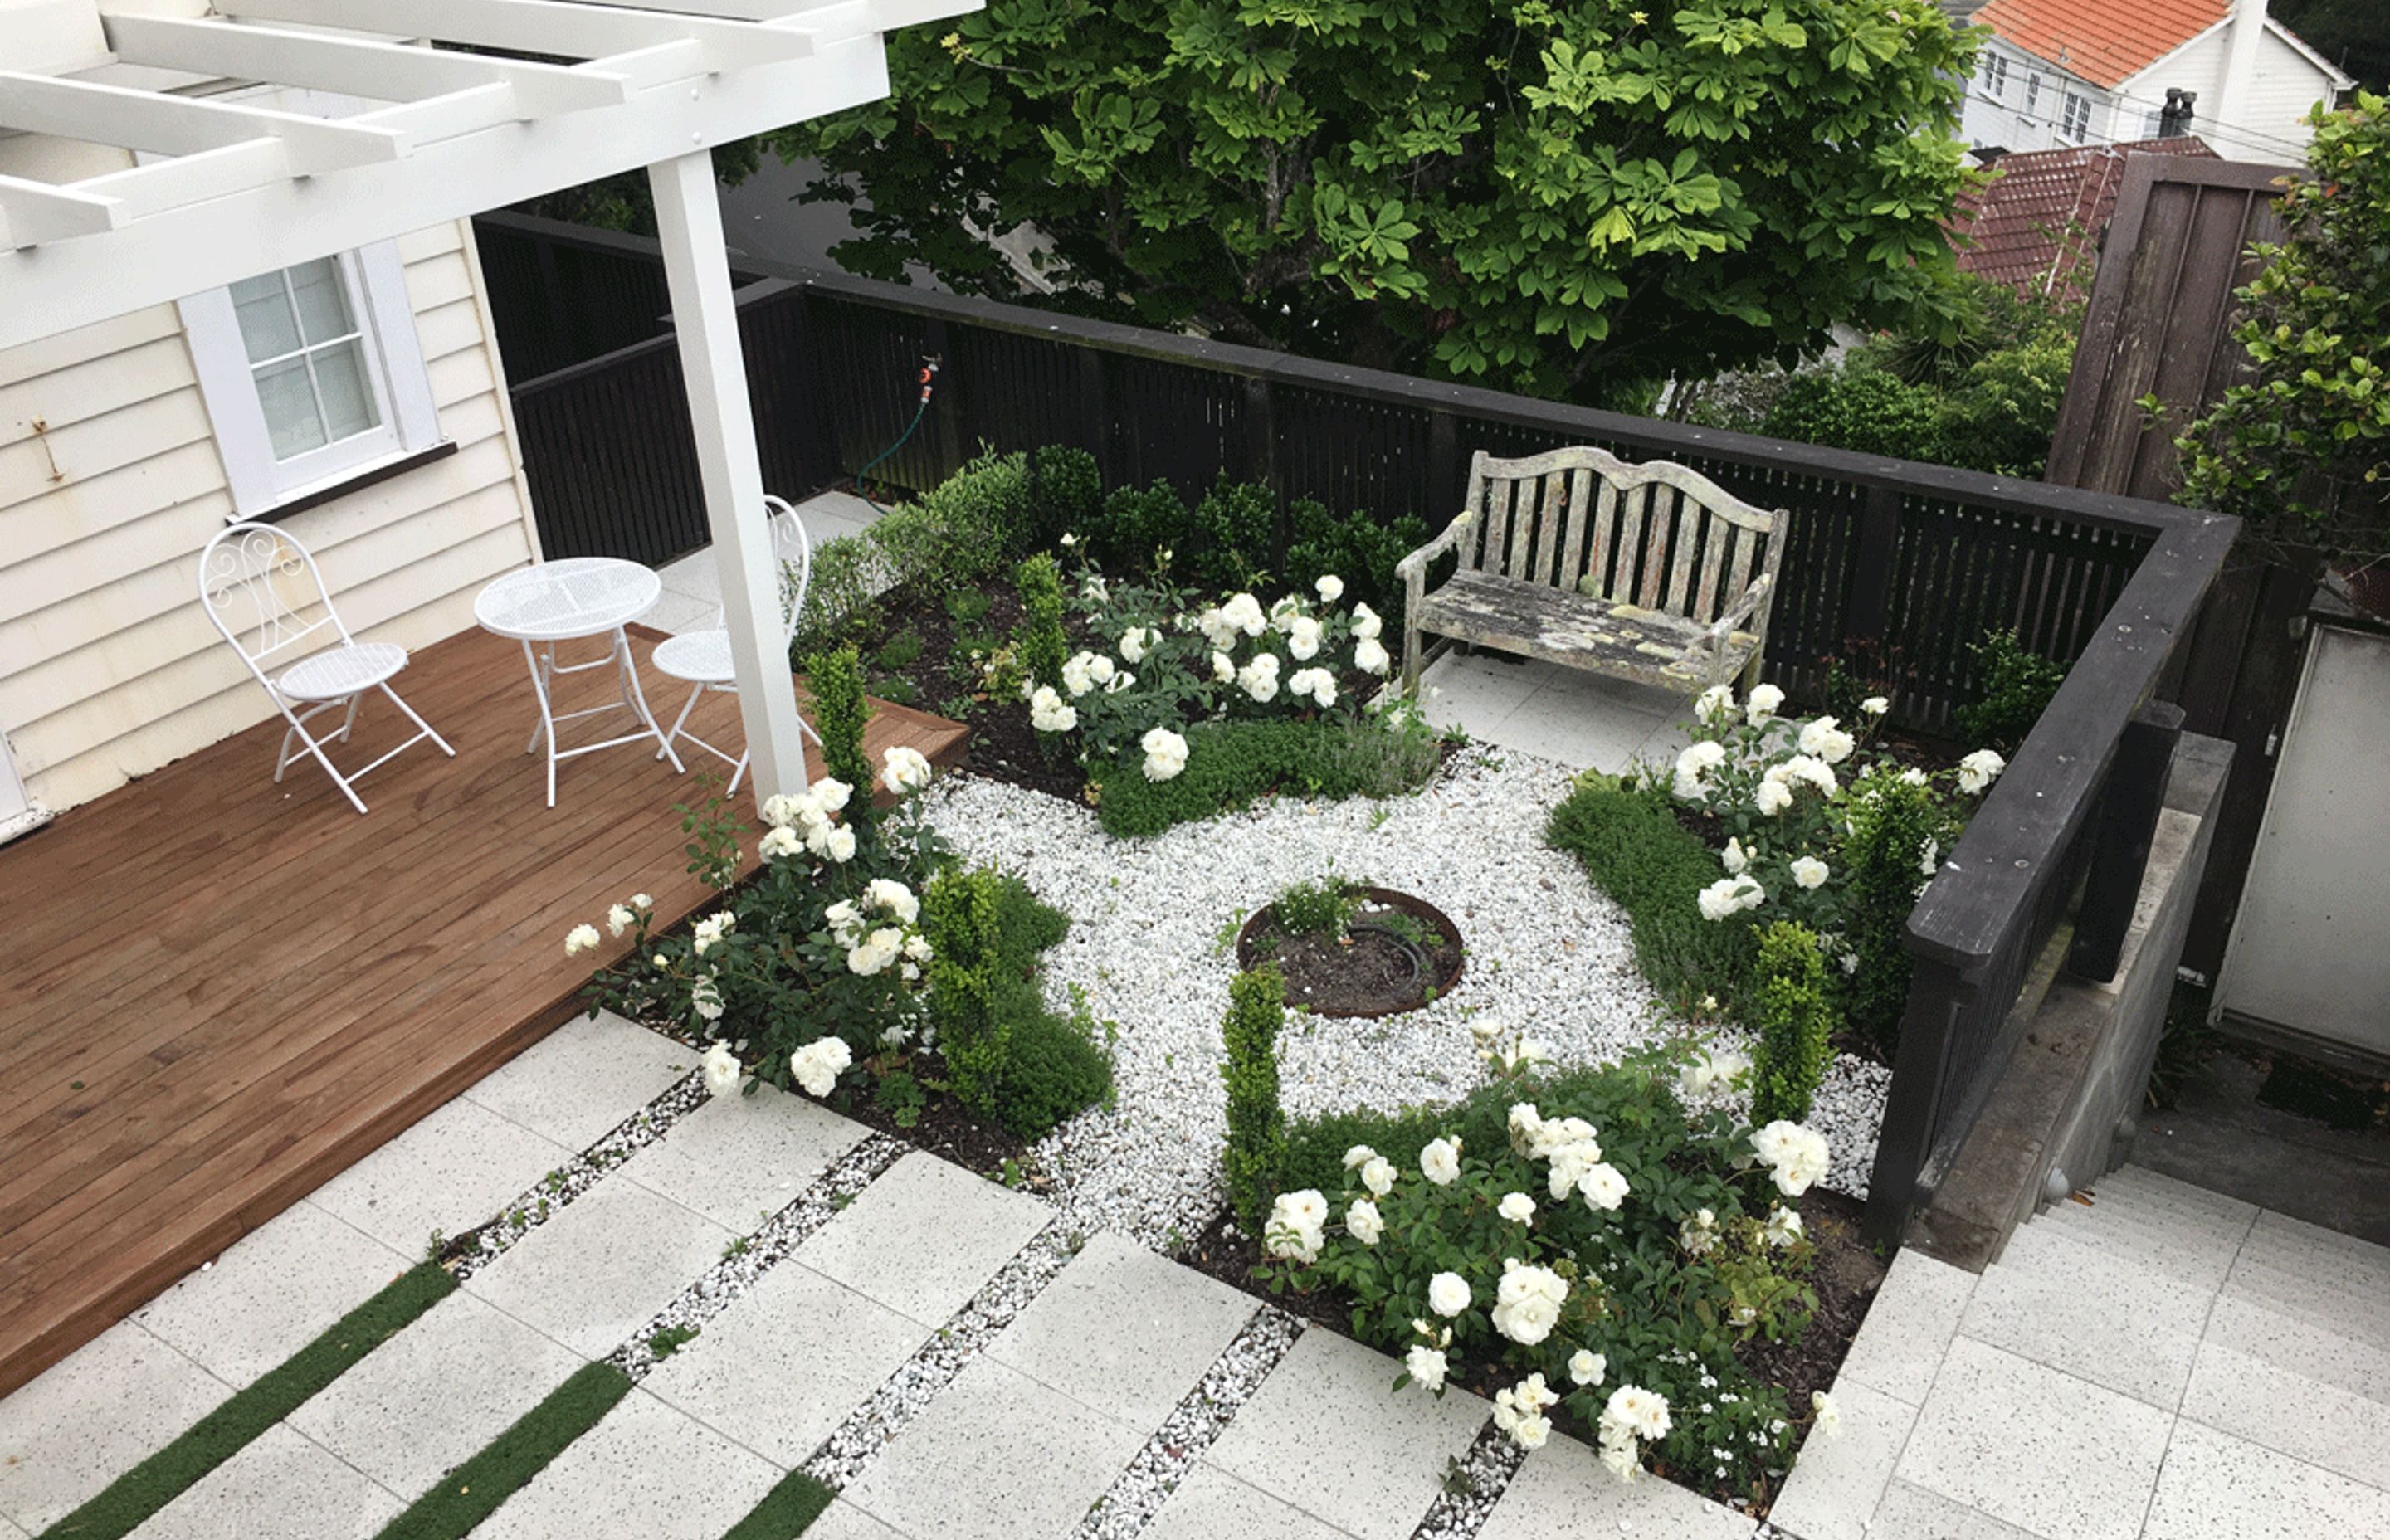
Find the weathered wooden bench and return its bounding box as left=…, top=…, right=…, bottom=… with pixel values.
left=1397, top=446, right=1787, bottom=701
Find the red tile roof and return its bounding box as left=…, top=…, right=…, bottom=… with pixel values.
left=1949, top=138, right=2218, bottom=295
left=1973, top=0, right=2227, bottom=89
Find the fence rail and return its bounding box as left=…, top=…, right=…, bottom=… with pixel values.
left=470, top=212, right=2237, bottom=1244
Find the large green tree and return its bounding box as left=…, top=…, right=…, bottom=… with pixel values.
left=770, top=1, right=1978, bottom=405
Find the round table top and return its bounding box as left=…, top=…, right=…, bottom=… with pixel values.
left=476, top=558, right=661, bottom=641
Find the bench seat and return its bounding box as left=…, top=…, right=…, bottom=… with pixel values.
left=1417, top=568, right=1764, bottom=692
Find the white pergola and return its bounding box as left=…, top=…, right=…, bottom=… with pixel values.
left=0, top=0, right=978, bottom=805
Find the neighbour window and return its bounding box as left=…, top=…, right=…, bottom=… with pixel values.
left=182, top=243, right=441, bottom=517
left=1985, top=53, right=2010, bottom=97
left=2023, top=73, right=2041, bottom=118
left=2061, top=92, right=2092, bottom=140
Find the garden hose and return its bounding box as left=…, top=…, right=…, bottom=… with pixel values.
left=853, top=355, right=941, bottom=515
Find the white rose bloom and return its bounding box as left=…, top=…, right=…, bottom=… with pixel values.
left=1140, top=725, right=1189, bottom=783
left=1861, top=694, right=1890, bottom=715
left=822, top=900, right=862, bottom=943
left=1212, top=650, right=1236, bottom=683
left=1088, top=654, right=1117, bottom=687
left=690, top=972, right=724, bottom=1023
left=758, top=825, right=802, bottom=862
left=1404, top=1344, right=1448, bottom=1391
left=1751, top=1119, right=1832, bottom=1196
left=1119, top=627, right=1150, bottom=664
left=1722, top=836, right=1749, bottom=876
left=824, top=826, right=857, bottom=864
left=1353, top=636, right=1391, bottom=675
left=814, top=778, right=852, bottom=812
left=606, top=904, right=636, bottom=937
left=1265, top=1190, right=1328, bottom=1263
left=880, top=745, right=934, bottom=796
left=1316, top=573, right=1345, bottom=602
left=1812, top=1389, right=1842, bottom=1439
left=1497, top=1192, right=1536, bottom=1224
left=1765, top=1205, right=1805, bottom=1248
left=1061, top=652, right=1096, bottom=698
left=1420, top=1138, right=1461, bottom=1186
left=1748, top=683, right=1785, bottom=724
left=1221, top=592, right=1268, bottom=637
left=1792, top=855, right=1831, bottom=889
left=1694, top=683, right=1737, bottom=724
left=701, top=1040, right=741, bottom=1098
left=1360, top=1157, right=1397, bottom=1197
left=563, top=924, right=601, bottom=956
left=631, top=893, right=652, bottom=910
left=1343, top=1143, right=1379, bottom=1170
left=1798, top=714, right=1856, bottom=764
left=1350, top=602, right=1383, bottom=640
left=1958, top=748, right=2007, bottom=794
left=1755, top=778, right=1794, bottom=816
left=1030, top=685, right=1079, bottom=733
left=1568, top=1349, right=1607, bottom=1386
left=866, top=879, right=919, bottom=923
left=1598, top=1435, right=1642, bottom=1484
left=1901, top=765, right=1930, bottom=786
left=1698, top=875, right=1765, bottom=922
left=759, top=792, right=802, bottom=828
left=1512, top=1413, right=1552, bottom=1450
left=1576, top=1161, right=1631, bottom=1211
left=790, top=1036, right=851, bottom=1098
left=1345, top=1198, right=1384, bottom=1245
left=1285, top=615, right=1324, bottom=660
left=1427, top=1271, right=1472, bottom=1317
left=1491, top=1260, right=1568, bottom=1345
left=1673, top=740, right=1729, bottom=802
left=1197, top=608, right=1239, bottom=651
left=903, top=933, right=934, bottom=962
left=846, top=928, right=902, bottom=977
left=1506, top=1102, right=1544, bottom=1153
left=1238, top=654, right=1281, bottom=703
left=1607, top=1384, right=1673, bottom=1442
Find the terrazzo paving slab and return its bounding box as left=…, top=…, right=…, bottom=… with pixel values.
left=125, top=1424, right=400, bottom=1540
left=794, top=1153, right=1049, bottom=1328
left=1204, top=1329, right=1485, bottom=1540
left=840, top=1358, right=1147, bottom=1540
left=1833, top=1248, right=1975, bottom=1407
left=640, top=1262, right=928, bottom=1468
left=1763, top=1377, right=1918, bottom=1540
left=459, top=1011, right=695, bottom=1151
left=618, top=1081, right=867, bottom=1232
left=986, top=1231, right=1256, bottom=1429
left=2141, top=1418, right=2390, bottom=1539
left=0, top=1323, right=232, bottom=1532
left=475, top=1388, right=781, bottom=1540
left=285, top=1290, right=585, bottom=1498
left=2036, top=1192, right=2251, bottom=1293
left=1474, top=1432, right=1755, bottom=1540
left=2197, top=1289, right=2390, bottom=1406
left=1955, top=1221, right=2215, bottom=1408
left=2178, top=1338, right=2390, bottom=1492
left=130, top=1202, right=412, bottom=1390
left=462, top=1176, right=733, bottom=1358
left=1139, top=1462, right=1357, bottom=1540
left=1865, top=1478, right=2043, bottom=1539
left=306, top=1095, right=573, bottom=1254
left=1894, top=1336, right=2172, bottom=1540
left=800, top=1500, right=910, bottom=1540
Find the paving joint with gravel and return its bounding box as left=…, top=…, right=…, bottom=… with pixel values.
left=450, top=1068, right=712, bottom=1283
left=1067, top=1304, right=1306, bottom=1540
left=604, top=1133, right=911, bottom=1381
left=1409, top=1418, right=1529, bottom=1540
left=802, top=1220, right=1084, bottom=1491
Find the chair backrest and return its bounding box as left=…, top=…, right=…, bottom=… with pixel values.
left=197, top=522, right=355, bottom=683
left=1458, top=446, right=1786, bottom=625
left=765, top=494, right=812, bottom=646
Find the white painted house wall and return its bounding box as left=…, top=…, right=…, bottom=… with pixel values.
left=0, top=4, right=542, bottom=814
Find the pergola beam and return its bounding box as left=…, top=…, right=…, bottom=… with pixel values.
left=0, top=72, right=408, bottom=173
left=215, top=0, right=817, bottom=68
left=100, top=14, right=636, bottom=119
left=0, top=173, right=123, bottom=249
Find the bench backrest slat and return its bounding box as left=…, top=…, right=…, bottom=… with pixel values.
left=1461, top=446, right=1785, bottom=623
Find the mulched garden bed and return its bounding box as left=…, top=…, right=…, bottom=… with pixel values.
left=1236, top=887, right=1466, bottom=1018
left=1176, top=1183, right=1888, bottom=1513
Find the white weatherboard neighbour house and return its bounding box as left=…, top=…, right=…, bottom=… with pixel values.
left=1959, top=0, right=2353, bottom=162
left=0, top=0, right=977, bottom=832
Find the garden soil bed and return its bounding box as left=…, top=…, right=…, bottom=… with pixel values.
left=1236, top=887, right=1466, bottom=1018
left=1176, top=1184, right=1886, bottom=1513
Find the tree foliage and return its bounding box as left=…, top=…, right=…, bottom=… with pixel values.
left=769, top=1, right=1979, bottom=405
left=2177, top=93, right=2390, bottom=566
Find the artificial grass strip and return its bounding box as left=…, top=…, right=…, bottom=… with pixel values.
left=42, top=1262, right=456, bottom=1540
left=719, top=1469, right=836, bottom=1540
left=373, top=1362, right=633, bottom=1540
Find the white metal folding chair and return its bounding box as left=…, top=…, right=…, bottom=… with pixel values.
left=652, top=495, right=822, bottom=793
left=198, top=522, right=454, bottom=815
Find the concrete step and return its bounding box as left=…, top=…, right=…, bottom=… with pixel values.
left=2032, top=1192, right=2249, bottom=1292
left=2095, top=1164, right=2263, bottom=1232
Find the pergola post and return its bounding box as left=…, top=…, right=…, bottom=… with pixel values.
left=646, top=149, right=808, bottom=807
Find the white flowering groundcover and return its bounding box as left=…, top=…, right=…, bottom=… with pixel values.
left=923, top=748, right=1890, bottom=1250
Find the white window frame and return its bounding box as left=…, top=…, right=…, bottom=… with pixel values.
left=2023, top=73, right=2041, bottom=119
left=2061, top=91, right=2092, bottom=141
left=1985, top=52, right=2010, bottom=97
left=173, top=85, right=441, bottom=519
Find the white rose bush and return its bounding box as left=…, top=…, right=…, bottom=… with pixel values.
left=1257, top=1045, right=1832, bottom=1499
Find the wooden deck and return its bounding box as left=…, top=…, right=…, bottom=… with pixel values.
left=0, top=623, right=966, bottom=1396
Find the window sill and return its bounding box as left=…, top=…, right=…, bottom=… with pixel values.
left=239, top=440, right=459, bottom=525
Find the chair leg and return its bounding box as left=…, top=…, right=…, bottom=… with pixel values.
left=380, top=681, right=456, bottom=758
left=661, top=683, right=705, bottom=762
left=728, top=749, right=751, bottom=796
left=282, top=709, right=369, bottom=815
left=338, top=692, right=364, bottom=743
left=1401, top=621, right=1424, bottom=699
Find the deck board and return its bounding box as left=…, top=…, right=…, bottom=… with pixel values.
left=0, top=623, right=967, bottom=1396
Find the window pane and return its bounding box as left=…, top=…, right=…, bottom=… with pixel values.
left=229, top=273, right=301, bottom=363
left=252, top=357, right=328, bottom=459
left=310, top=339, right=380, bottom=444
left=288, top=258, right=356, bottom=347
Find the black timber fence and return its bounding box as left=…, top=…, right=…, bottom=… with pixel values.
left=471, top=211, right=2239, bottom=1243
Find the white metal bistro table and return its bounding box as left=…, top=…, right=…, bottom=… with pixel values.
left=476, top=558, right=685, bottom=807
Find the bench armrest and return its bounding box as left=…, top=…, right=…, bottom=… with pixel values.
left=1702, top=572, right=1773, bottom=641
left=1395, top=509, right=1471, bottom=585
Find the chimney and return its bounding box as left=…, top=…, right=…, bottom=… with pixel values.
left=2159, top=88, right=2198, bottom=137
left=2214, top=0, right=2270, bottom=156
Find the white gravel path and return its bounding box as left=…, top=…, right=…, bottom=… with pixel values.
left=924, top=748, right=1890, bottom=1250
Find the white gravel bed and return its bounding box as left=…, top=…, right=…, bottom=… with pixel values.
left=607, top=1133, right=910, bottom=1380
left=1411, top=1421, right=1529, bottom=1540
left=450, top=1070, right=711, bottom=1282
left=803, top=1222, right=1080, bottom=1490
left=1071, top=1307, right=1306, bottom=1540
left=925, top=749, right=1889, bottom=1250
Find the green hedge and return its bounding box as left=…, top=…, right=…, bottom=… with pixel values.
left=1545, top=775, right=1756, bottom=1016
left=1090, top=718, right=1434, bottom=838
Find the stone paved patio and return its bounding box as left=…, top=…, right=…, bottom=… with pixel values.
left=0, top=1016, right=2385, bottom=1540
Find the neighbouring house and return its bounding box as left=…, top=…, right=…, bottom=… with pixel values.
left=0, top=0, right=544, bottom=832
left=1948, top=135, right=2218, bottom=295
left=1958, top=0, right=2353, bottom=161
